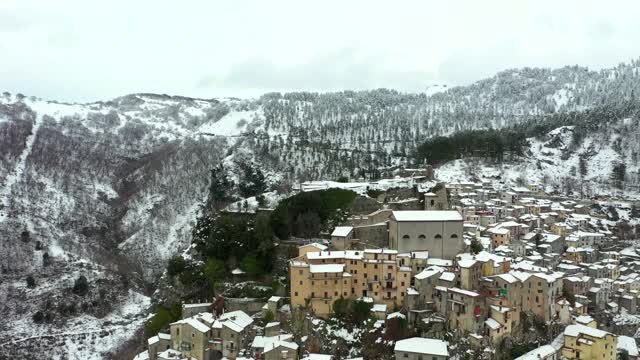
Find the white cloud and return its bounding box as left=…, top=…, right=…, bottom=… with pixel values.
left=0, top=0, right=639, bottom=102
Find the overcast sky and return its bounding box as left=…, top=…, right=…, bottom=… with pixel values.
left=1, top=1, right=639, bottom=103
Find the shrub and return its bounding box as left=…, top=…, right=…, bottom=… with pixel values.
left=167, top=256, right=187, bottom=277
left=32, top=311, right=44, bottom=323
left=26, top=275, right=36, bottom=288
left=145, top=303, right=182, bottom=337
left=73, top=275, right=89, bottom=296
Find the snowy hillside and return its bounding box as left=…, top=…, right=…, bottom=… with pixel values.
left=436, top=120, right=640, bottom=199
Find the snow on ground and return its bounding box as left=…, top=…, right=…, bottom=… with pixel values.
left=225, top=191, right=284, bottom=213
left=0, top=290, right=150, bottom=360
left=300, top=177, right=435, bottom=195
left=198, top=108, right=261, bottom=136
left=0, top=111, right=42, bottom=223
left=435, top=124, right=639, bottom=198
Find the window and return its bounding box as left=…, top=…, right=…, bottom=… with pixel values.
left=311, top=292, right=315, bottom=297
left=451, top=234, right=458, bottom=238
left=374, top=264, right=378, bottom=269
left=294, top=292, right=298, bottom=296
left=299, top=281, right=303, bottom=285
left=418, top=234, right=426, bottom=240
left=435, top=234, right=442, bottom=239
left=299, top=270, right=303, bottom=275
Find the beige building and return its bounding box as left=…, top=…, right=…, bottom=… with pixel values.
left=562, top=324, right=617, bottom=360
left=389, top=211, right=464, bottom=259
left=289, top=249, right=412, bottom=317
left=169, top=316, right=213, bottom=360
left=148, top=333, right=171, bottom=360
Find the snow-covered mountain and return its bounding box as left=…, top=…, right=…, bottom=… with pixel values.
left=1, top=58, right=640, bottom=358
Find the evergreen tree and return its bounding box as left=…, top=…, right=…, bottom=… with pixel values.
left=238, top=162, right=267, bottom=198
left=205, top=164, right=234, bottom=211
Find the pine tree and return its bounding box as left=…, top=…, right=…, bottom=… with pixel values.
left=205, top=164, right=234, bottom=211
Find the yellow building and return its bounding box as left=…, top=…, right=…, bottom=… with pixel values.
left=290, top=249, right=411, bottom=317
left=552, top=222, right=573, bottom=236
left=488, top=227, right=510, bottom=247
left=484, top=303, right=517, bottom=344
left=298, top=242, right=328, bottom=257
left=562, top=324, right=616, bottom=360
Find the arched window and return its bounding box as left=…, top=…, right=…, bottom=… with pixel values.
left=451, top=234, right=458, bottom=238
left=435, top=234, right=442, bottom=239
left=418, top=234, right=426, bottom=240
left=402, top=235, right=410, bottom=240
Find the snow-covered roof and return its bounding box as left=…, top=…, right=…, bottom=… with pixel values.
left=392, top=210, right=462, bottom=222
left=364, top=248, right=398, bottom=254
left=331, top=226, right=353, bottom=237
left=302, top=355, right=333, bottom=360
left=394, top=337, right=448, bottom=356
left=427, top=258, right=453, bottom=267
left=371, top=304, right=387, bottom=313
left=301, top=242, right=328, bottom=251
left=147, top=332, right=171, bottom=345
left=251, top=334, right=294, bottom=349
left=415, top=266, right=445, bottom=280
left=387, top=311, right=406, bottom=320
left=307, top=250, right=363, bottom=260
left=488, top=227, right=510, bottom=235
left=309, top=264, right=345, bottom=273
left=575, top=315, right=595, bottom=325
left=183, top=302, right=212, bottom=309
left=410, top=250, right=429, bottom=259
left=212, top=310, right=253, bottom=333
left=493, top=273, right=518, bottom=284
left=485, top=318, right=502, bottom=330
left=264, top=340, right=299, bottom=353
left=171, top=317, right=210, bottom=333
left=449, top=287, right=480, bottom=297
left=458, top=259, right=477, bottom=268
left=514, top=345, right=556, bottom=360
left=618, top=335, right=639, bottom=357
left=439, top=272, right=455, bottom=282
left=564, top=324, right=612, bottom=338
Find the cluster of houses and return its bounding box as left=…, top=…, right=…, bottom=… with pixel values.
left=288, top=181, right=640, bottom=359
left=136, top=178, right=640, bottom=360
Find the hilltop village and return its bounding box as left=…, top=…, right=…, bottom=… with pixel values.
left=135, top=169, right=640, bottom=360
